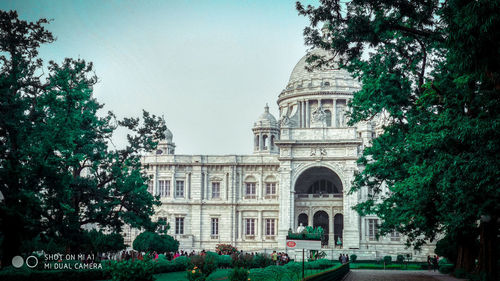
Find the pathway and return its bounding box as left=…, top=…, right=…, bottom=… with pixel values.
left=343, top=270, right=465, bottom=281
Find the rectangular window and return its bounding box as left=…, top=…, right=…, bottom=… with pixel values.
left=265, top=218, right=276, bottom=236
left=390, top=230, right=400, bottom=241
left=245, top=183, right=256, bottom=198
left=265, top=183, right=276, bottom=195
left=367, top=219, right=378, bottom=241
left=175, top=217, right=184, bottom=235
left=158, top=180, right=170, bottom=197
left=245, top=218, right=256, bottom=236
left=175, top=181, right=184, bottom=198
left=212, top=182, right=220, bottom=199
left=211, top=218, right=219, bottom=236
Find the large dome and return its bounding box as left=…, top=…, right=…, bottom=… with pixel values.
left=278, top=49, right=361, bottom=104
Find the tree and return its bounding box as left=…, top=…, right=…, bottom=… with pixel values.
left=0, top=10, right=165, bottom=265
left=132, top=231, right=179, bottom=253
left=86, top=229, right=126, bottom=253
left=297, top=0, right=499, bottom=279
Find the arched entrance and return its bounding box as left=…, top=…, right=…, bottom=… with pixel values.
left=334, top=214, right=344, bottom=247
left=313, top=211, right=329, bottom=246
left=295, top=167, right=343, bottom=195
left=298, top=213, right=308, bottom=227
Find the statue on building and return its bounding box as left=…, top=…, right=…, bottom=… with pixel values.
left=296, top=223, right=306, bottom=233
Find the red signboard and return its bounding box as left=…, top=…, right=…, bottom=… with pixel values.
left=286, top=241, right=296, bottom=247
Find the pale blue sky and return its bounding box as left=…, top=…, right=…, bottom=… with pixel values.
left=1, top=0, right=316, bottom=154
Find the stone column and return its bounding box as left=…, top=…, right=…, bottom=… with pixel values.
left=298, top=101, right=302, bottom=128
left=333, top=99, right=337, bottom=128
left=238, top=211, right=243, bottom=239
left=239, top=169, right=243, bottom=200
left=153, top=165, right=158, bottom=196
left=305, top=100, right=310, bottom=127
left=188, top=172, right=191, bottom=199
left=171, top=168, right=176, bottom=198
left=259, top=133, right=263, bottom=151
left=258, top=211, right=263, bottom=239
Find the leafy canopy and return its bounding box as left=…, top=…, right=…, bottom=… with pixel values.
left=297, top=0, right=500, bottom=252
left=0, top=10, right=166, bottom=262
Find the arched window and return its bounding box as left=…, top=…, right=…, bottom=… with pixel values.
left=308, top=179, right=340, bottom=194
left=270, top=135, right=275, bottom=150
left=262, top=135, right=268, bottom=150
left=324, top=110, right=332, bottom=126
left=324, top=81, right=330, bottom=86
left=298, top=213, right=308, bottom=227
left=255, top=135, right=259, bottom=149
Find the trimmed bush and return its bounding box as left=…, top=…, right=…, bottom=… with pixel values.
left=397, top=255, right=405, bottom=264
left=439, top=264, right=454, bottom=274
left=252, top=253, right=273, bottom=268
left=108, top=259, right=155, bottom=281
left=383, top=256, right=392, bottom=265
left=350, top=254, right=357, bottom=263
left=229, top=267, right=249, bottom=281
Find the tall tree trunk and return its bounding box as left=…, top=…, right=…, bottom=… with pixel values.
left=455, top=238, right=476, bottom=273
left=477, top=215, right=498, bottom=281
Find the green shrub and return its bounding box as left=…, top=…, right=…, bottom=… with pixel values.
left=252, top=253, right=272, bottom=268
left=154, top=259, right=182, bottom=273
left=283, top=262, right=302, bottom=280
left=189, top=254, right=217, bottom=278
left=229, top=267, right=249, bottom=281
left=133, top=231, right=179, bottom=253
left=215, top=244, right=238, bottom=254
left=108, top=259, right=155, bottom=281
left=438, top=257, right=449, bottom=265
left=383, top=256, right=392, bottom=265
left=350, top=254, right=357, bottom=263
left=218, top=255, right=232, bottom=268
left=396, top=255, right=405, bottom=264
left=187, top=266, right=205, bottom=281
left=173, top=256, right=191, bottom=270
left=439, top=264, right=454, bottom=274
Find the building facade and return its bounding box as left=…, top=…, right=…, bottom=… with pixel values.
left=138, top=49, right=435, bottom=260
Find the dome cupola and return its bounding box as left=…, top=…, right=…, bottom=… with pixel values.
left=252, top=104, right=279, bottom=155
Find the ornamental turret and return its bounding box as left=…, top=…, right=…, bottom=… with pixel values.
left=252, top=104, right=279, bottom=154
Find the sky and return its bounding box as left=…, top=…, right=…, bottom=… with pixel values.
left=1, top=0, right=317, bottom=155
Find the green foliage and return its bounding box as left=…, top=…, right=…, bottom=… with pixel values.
left=435, top=234, right=460, bottom=264
left=439, top=264, right=454, bottom=274
left=350, top=254, right=357, bottom=263
left=187, top=266, right=205, bottom=281
left=189, top=253, right=218, bottom=278
left=228, top=267, right=249, bottom=281
left=108, top=259, right=155, bottom=281
left=215, top=244, right=238, bottom=254
left=383, top=256, right=392, bottom=265
left=252, top=253, right=273, bottom=268
left=0, top=10, right=167, bottom=264
left=133, top=231, right=179, bottom=253
left=86, top=229, right=125, bottom=253
left=297, top=0, right=500, bottom=278
left=396, top=255, right=405, bottom=264
left=173, top=256, right=191, bottom=269
left=287, top=226, right=324, bottom=240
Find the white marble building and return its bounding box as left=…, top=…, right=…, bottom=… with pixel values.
left=136, top=49, right=435, bottom=260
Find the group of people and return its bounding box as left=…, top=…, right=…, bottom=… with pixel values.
left=271, top=251, right=291, bottom=265
left=338, top=253, right=350, bottom=264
